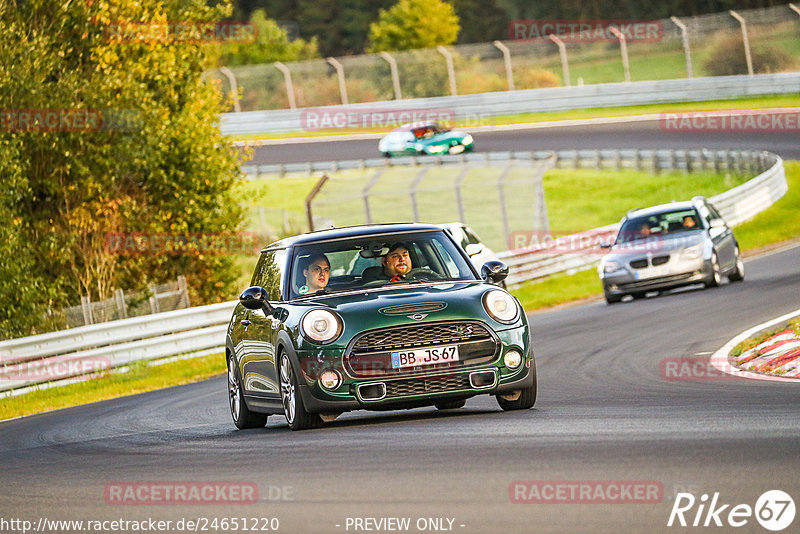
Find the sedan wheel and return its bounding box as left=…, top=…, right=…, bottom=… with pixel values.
left=729, top=247, right=745, bottom=282
left=228, top=356, right=268, bottom=429
left=706, top=252, right=721, bottom=288
left=279, top=353, right=322, bottom=430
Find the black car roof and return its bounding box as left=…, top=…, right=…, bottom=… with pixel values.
left=262, top=223, right=444, bottom=251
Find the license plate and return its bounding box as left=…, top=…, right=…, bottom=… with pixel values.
left=391, top=345, right=460, bottom=369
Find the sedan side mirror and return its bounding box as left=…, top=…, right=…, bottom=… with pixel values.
left=481, top=260, right=509, bottom=285
left=709, top=218, right=726, bottom=229
left=599, top=242, right=613, bottom=249
left=465, top=243, right=484, bottom=257
left=239, top=286, right=274, bottom=314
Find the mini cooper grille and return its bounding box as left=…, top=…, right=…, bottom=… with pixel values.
left=351, top=321, right=492, bottom=354
left=384, top=374, right=471, bottom=398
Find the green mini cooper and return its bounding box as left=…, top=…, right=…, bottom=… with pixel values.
left=226, top=223, right=536, bottom=430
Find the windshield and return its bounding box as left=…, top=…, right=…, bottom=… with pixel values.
left=288, top=231, right=476, bottom=299
left=617, top=208, right=701, bottom=244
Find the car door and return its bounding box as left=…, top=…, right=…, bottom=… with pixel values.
left=701, top=202, right=735, bottom=269
left=236, top=249, right=287, bottom=398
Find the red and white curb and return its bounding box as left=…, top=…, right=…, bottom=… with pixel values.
left=710, top=308, right=800, bottom=382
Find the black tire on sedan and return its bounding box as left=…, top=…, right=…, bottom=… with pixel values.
left=604, top=291, right=622, bottom=304
left=706, top=252, right=721, bottom=288
left=280, top=353, right=322, bottom=431
left=228, top=355, right=268, bottom=429
left=729, top=247, right=744, bottom=282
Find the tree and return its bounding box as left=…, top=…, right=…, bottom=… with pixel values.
left=0, top=0, right=245, bottom=338
left=219, top=9, right=319, bottom=65
left=367, top=0, right=460, bottom=53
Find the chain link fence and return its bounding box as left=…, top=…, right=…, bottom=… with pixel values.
left=209, top=5, right=800, bottom=113
left=43, top=276, right=191, bottom=331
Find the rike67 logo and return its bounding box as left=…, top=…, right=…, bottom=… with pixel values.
left=668, top=490, right=795, bottom=531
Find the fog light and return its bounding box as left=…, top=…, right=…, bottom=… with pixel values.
left=319, top=370, right=342, bottom=390
left=504, top=350, right=522, bottom=369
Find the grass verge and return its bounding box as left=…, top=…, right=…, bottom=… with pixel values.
left=509, top=161, right=800, bottom=311
left=230, top=94, right=800, bottom=142
left=0, top=353, right=225, bottom=422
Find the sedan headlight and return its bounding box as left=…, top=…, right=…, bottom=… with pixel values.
left=462, top=134, right=473, bottom=145
left=602, top=260, right=621, bottom=273
left=301, top=309, right=343, bottom=344
left=680, top=243, right=703, bottom=260
left=483, top=289, right=519, bottom=324
left=426, top=144, right=447, bottom=153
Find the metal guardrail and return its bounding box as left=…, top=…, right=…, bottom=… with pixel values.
left=221, top=73, right=800, bottom=136
left=0, top=149, right=785, bottom=395
left=499, top=149, right=786, bottom=287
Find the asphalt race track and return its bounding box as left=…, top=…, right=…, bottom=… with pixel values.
left=1, top=118, right=799, bottom=533
left=248, top=117, right=800, bottom=164
left=1, top=244, right=798, bottom=533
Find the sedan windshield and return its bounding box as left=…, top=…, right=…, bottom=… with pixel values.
left=617, top=209, right=701, bottom=244
left=289, top=231, right=477, bottom=298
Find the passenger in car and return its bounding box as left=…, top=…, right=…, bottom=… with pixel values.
left=299, top=253, right=330, bottom=294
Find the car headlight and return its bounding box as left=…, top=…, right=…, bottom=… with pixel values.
left=426, top=144, right=447, bottom=153
left=482, top=289, right=519, bottom=324
left=462, top=134, right=473, bottom=145
left=301, top=309, right=343, bottom=344
left=602, top=260, right=621, bottom=273
left=681, top=243, right=703, bottom=259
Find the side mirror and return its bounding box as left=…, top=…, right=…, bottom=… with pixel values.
left=600, top=242, right=613, bottom=250
left=481, top=260, right=509, bottom=285
left=239, top=286, right=274, bottom=314
left=709, top=218, right=725, bottom=229
left=465, top=243, right=484, bottom=257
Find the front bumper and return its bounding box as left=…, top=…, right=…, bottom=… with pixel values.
left=601, top=255, right=710, bottom=295
left=296, top=324, right=532, bottom=412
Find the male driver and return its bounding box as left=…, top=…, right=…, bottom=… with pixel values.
left=381, top=243, right=412, bottom=281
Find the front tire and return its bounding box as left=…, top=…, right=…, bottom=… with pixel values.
left=228, top=355, right=268, bottom=429
left=729, top=247, right=744, bottom=282
left=706, top=252, right=721, bottom=288
left=280, top=353, right=322, bottom=431
left=497, top=364, right=537, bottom=411
left=604, top=291, right=622, bottom=304
left=435, top=399, right=467, bottom=410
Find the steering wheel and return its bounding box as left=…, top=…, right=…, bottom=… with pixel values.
left=406, top=268, right=443, bottom=280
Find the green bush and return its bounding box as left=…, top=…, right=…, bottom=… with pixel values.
left=703, top=33, right=795, bottom=76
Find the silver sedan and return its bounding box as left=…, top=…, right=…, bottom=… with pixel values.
left=598, top=197, right=744, bottom=303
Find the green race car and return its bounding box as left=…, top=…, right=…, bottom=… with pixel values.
left=226, top=223, right=536, bottom=430
left=378, top=122, right=474, bottom=157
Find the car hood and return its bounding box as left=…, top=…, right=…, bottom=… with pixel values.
left=607, top=230, right=705, bottom=259
left=293, top=281, right=515, bottom=344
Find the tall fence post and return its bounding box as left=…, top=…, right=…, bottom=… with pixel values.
left=608, top=27, right=631, bottom=83
left=437, top=46, right=458, bottom=96
left=274, top=61, right=297, bottom=110
left=326, top=57, right=349, bottom=105
left=670, top=16, right=693, bottom=79
left=80, top=295, right=94, bottom=326
left=218, top=66, right=241, bottom=113
left=493, top=40, right=515, bottom=91
left=305, top=174, right=330, bottom=231
left=454, top=167, right=471, bottom=224
left=409, top=168, right=429, bottom=222
left=177, top=275, right=190, bottom=309
left=379, top=52, right=402, bottom=100
left=148, top=284, right=160, bottom=314
left=496, top=166, right=513, bottom=250
left=549, top=34, right=571, bottom=87
left=729, top=10, right=754, bottom=76
left=114, top=289, right=127, bottom=319
left=362, top=168, right=385, bottom=225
